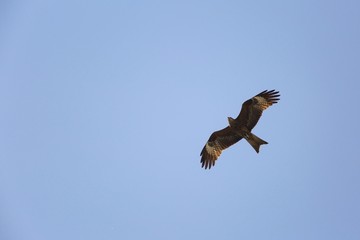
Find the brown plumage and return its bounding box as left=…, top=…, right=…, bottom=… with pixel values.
left=200, top=90, right=280, bottom=169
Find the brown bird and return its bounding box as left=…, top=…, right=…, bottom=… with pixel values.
left=200, top=90, right=280, bottom=169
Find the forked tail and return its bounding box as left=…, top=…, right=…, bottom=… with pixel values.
left=246, top=133, right=268, bottom=153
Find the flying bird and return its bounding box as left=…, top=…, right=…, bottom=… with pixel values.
left=200, top=90, right=280, bottom=169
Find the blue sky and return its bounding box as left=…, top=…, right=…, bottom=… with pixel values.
left=1, top=0, right=360, bottom=239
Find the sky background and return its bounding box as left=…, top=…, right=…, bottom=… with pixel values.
left=1, top=0, right=360, bottom=239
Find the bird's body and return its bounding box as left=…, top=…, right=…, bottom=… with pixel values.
left=200, top=90, right=280, bottom=169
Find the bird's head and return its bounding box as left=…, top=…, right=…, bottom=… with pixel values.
left=227, top=117, right=235, bottom=127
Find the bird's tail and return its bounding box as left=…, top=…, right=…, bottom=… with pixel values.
left=246, top=133, right=268, bottom=153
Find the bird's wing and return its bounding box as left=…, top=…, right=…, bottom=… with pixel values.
left=235, top=90, right=280, bottom=131
left=200, top=127, right=243, bottom=169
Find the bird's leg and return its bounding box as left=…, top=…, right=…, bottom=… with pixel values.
left=236, top=127, right=250, bottom=139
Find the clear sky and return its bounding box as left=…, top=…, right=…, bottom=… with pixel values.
left=1, top=1, right=360, bottom=239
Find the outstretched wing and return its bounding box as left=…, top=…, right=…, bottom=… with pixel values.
left=200, top=127, right=242, bottom=169
left=235, top=89, right=280, bottom=131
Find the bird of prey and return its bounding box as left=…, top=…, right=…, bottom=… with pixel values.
left=200, top=90, right=280, bottom=169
